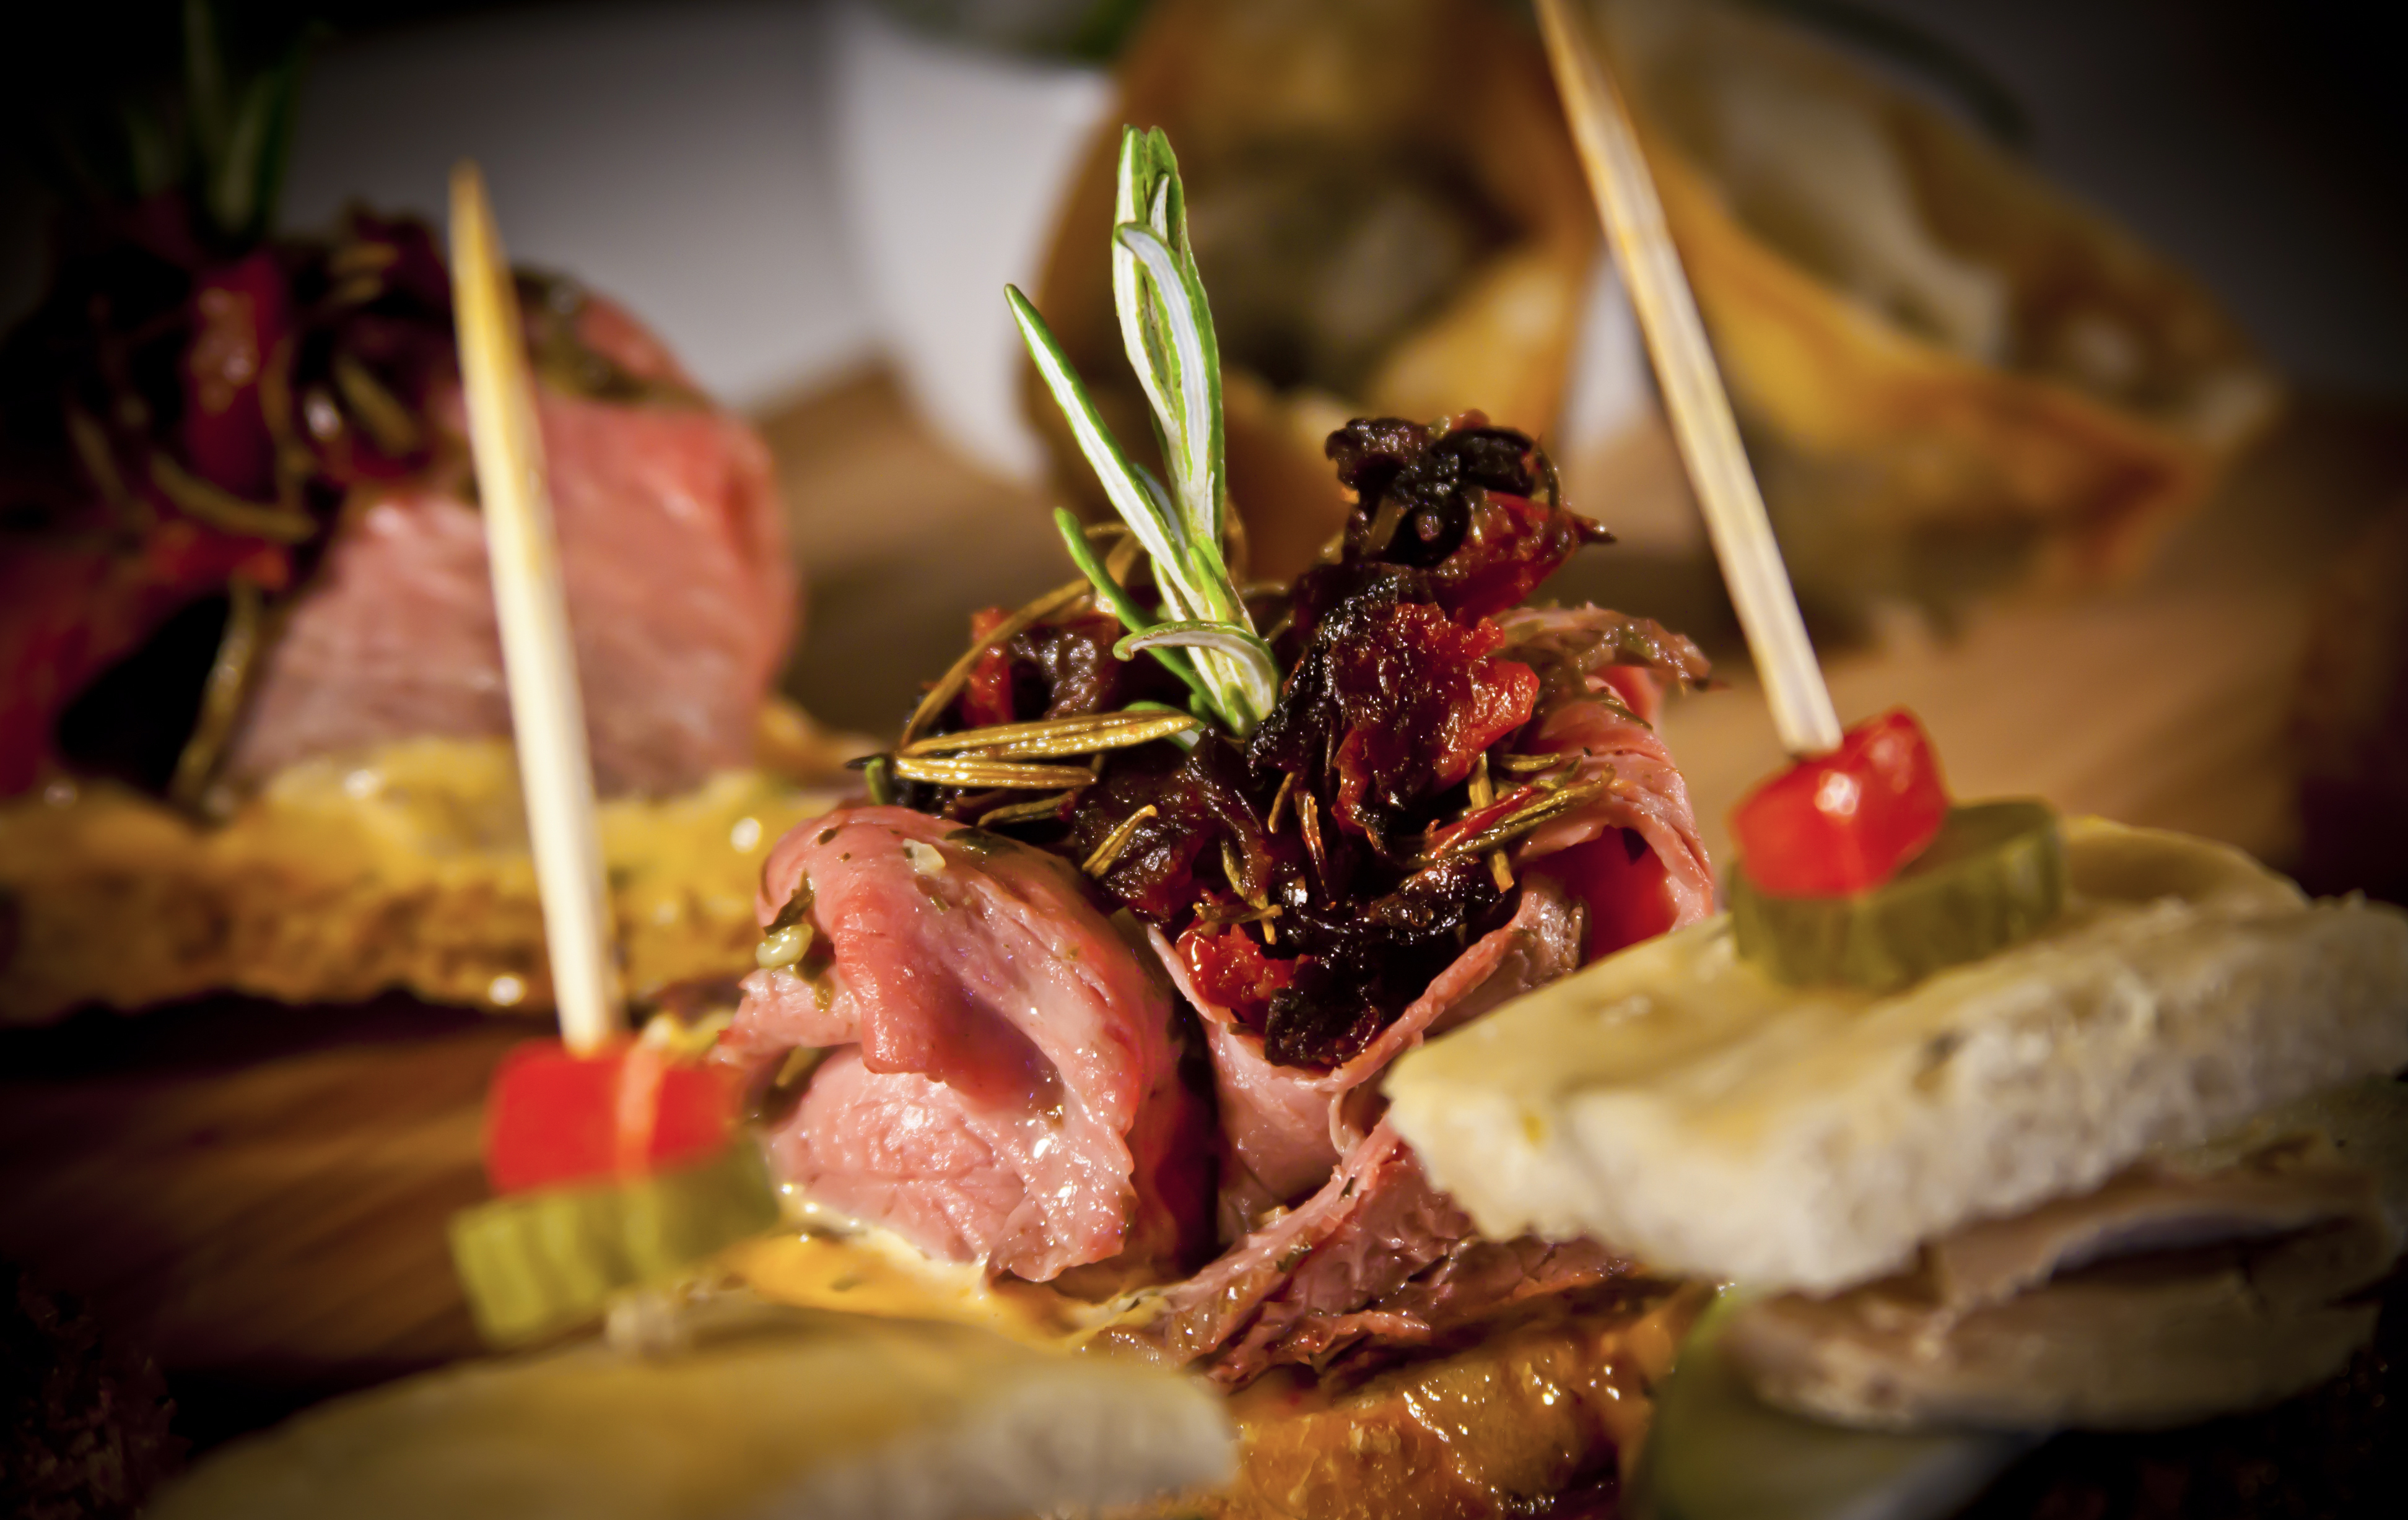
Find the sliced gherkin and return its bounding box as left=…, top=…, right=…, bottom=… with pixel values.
left=1730, top=801, right=2066, bottom=992
left=449, top=1142, right=783, bottom=1346
left=1636, top=1292, right=2030, bottom=1520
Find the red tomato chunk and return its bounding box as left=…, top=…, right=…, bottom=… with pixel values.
left=1731, top=708, right=1948, bottom=896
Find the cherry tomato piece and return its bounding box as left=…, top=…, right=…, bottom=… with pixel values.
left=483, top=1039, right=739, bottom=1195
left=1730, top=708, right=1949, bottom=897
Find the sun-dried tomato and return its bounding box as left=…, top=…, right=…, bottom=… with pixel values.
left=960, top=607, right=1021, bottom=728
left=950, top=610, right=1176, bottom=732
left=1425, top=489, right=1599, bottom=620
left=1325, top=603, right=1537, bottom=834
left=1178, top=919, right=1297, bottom=1034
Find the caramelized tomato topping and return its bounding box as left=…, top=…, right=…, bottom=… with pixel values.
left=961, top=607, right=1019, bottom=729
left=1731, top=708, right=1949, bottom=897
left=1178, top=919, right=1298, bottom=1035
left=1325, top=603, right=1536, bottom=833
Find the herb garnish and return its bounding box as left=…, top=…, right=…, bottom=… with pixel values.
left=1006, top=126, right=1282, bottom=737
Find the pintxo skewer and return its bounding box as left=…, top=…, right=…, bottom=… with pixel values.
left=450, top=161, right=624, bottom=1053
left=443, top=165, right=778, bottom=1348
left=1386, top=14, right=2408, bottom=1520
left=1534, top=0, right=1841, bottom=760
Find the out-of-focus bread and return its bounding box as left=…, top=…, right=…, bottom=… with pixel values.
left=0, top=729, right=844, bottom=1022
left=1722, top=1119, right=2403, bottom=1430
left=1592, top=0, right=2280, bottom=608
left=1385, top=819, right=2408, bottom=1294
left=147, top=1303, right=1234, bottom=1520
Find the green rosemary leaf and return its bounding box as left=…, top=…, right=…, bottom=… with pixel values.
left=183, top=0, right=231, bottom=171
left=1115, top=222, right=1218, bottom=562
left=1051, top=508, right=1212, bottom=708
left=1116, top=622, right=1281, bottom=669
left=1012, top=124, right=1281, bottom=737
left=1009, top=287, right=1183, bottom=573
left=210, top=72, right=276, bottom=238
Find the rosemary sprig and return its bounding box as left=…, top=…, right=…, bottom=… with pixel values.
left=889, top=755, right=1097, bottom=790
left=902, top=709, right=1200, bottom=760
left=1007, top=126, right=1281, bottom=736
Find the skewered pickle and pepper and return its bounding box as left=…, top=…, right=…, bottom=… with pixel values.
left=448, top=1142, right=783, bottom=1345
left=1731, top=800, right=2067, bottom=992
left=1731, top=710, right=1949, bottom=896
left=454, top=1030, right=782, bottom=1345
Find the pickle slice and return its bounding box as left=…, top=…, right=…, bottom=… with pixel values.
left=449, top=1141, right=783, bottom=1345
left=1730, top=801, right=2066, bottom=992
left=1635, top=1292, right=2028, bottom=1520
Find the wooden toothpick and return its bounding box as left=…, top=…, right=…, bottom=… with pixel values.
left=1535, top=0, right=1843, bottom=758
left=449, top=162, right=624, bottom=1053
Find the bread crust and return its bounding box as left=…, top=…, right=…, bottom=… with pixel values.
left=1388, top=819, right=2408, bottom=1293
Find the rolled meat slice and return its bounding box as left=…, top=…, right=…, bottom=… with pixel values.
left=1134, top=641, right=1711, bottom=1382
left=224, top=299, right=793, bottom=799
left=1170, top=634, right=1716, bottom=1230
left=1494, top=605, right=1717, bottom=953
left=1149, top=1119, right=1631, bottom=1387
left=721, top=806, right=1207, bottom=1283
left=1161, top=877, right=1588, bottom=1234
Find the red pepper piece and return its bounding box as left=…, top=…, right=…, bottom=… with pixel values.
left=1178, top=918, right=1297, bottom=1035
left=1730, top=708, right=1949, bottom=897
left=960, top=607, right=1020, bottom=728
left=483, top=1039, right=741, bottom=1195
left=180, top=250, right=290, bottom=499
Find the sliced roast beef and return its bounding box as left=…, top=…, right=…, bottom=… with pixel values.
left=1496, top=605, right=1716, bottom=953
left=1160, top=875, right=1587, bottom=1235
left=1166, top=636, right=1715, bottom=1228
left=1127, top=630, right=1711, bottom=1384
left=222, top=298, right=792, bottom=799
left=1152, top=1119, right=1629, bottom=1388
left=721, top=806, right=1206, bottom=1282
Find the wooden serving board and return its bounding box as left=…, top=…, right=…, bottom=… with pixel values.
left=1, top=369, right=2401, bottom=1438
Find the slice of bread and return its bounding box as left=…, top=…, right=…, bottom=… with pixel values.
left=1385, top=819, right=2408, bottom=1294
left=148, top=1302, right=1233, bottom=1520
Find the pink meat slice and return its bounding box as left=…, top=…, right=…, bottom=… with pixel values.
left=1496, top=604, right=1717, bottom=953
left=224, top=298, right=793, bottom=798
left=1158, top=876, right=1588, bottom=1236
left=1152, top=1119, right=1629, bottom=1388
left=1167, top=618, right=1716, bottom=1228
left=1130, top=611, right=1712, bottom=1379
left=721, top=806, right=1203, bottom=1282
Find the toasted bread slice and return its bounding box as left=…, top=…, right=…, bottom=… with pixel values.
left=0, top=734, right=841, bottom=1022
left=1386, top=819, right=2408, bottom=1293
left=149, top=1303, right=1232, bottom=1520
left=1127, top=1282, right=1707, bottom=1520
